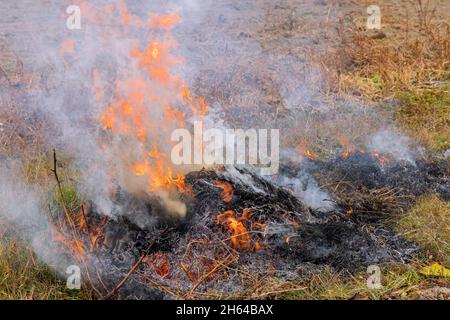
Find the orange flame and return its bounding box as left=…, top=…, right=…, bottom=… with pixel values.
left=369, top=151, right=389, bottom=164
left=296, top=144, right=318, bottom=161
left=51, top=224, right=86, bottom=258
left=216, top=209, right=264, bottom=252
left=92, top=5, right=207, bottom=194
left=215, top=181, right=234, bottom=203
left=339, top=138, right=355, bottom=159
left=303, top=149, right=318, bottom=161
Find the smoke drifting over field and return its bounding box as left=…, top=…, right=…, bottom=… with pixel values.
left=0, top=0, right=429, bottom=293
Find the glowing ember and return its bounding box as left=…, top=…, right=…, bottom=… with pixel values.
left=144, top=253, right=171, bottom=278
left=215, top=181, right=234, bottom=203
left=303, top=149, right=318, bottom=161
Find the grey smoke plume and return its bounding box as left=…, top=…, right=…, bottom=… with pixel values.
left=3, top=0, right=215, bottom=220
left=277, top=171, right=334, bottom=212
left=0, top=160, right=72, bottom=273
left=0, top=161, right=46, bottom=237
left=1, top=1, right=425, bottom=276
left=367, top=130, right=416, bottom=164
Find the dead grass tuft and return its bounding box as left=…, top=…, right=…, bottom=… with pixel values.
left=396, top=195, right=450, bottom=264
left=333, top=23, right=450, bottom=99
left=0, top=236, right=92, bottom=300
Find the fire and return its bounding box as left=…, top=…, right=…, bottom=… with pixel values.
left=216, top=209, right=264, bottom=252
left=215, top=181, right=234, bottom=203
left=144, top=253, right=171, bottom=278
left=58, top=2, right=206, bottom=203
left=303, top=149, right=318, bottom=161
left=296, top=144, right=318, bottom=161
left=339, top=138, right=388, bottom=164
left=183, top=86, right=208, bottom=116
left=91, top=3, right=208, bottom=195
left=51, top=205, right=108, bottom=260
left=51, top=224, right=86, bottom=257
left=132, top=163, right=148, bottom=176
left=369, top=151, right=388, bottom=164
left=227, top=216, right=250, bottom=249
left=339, top=138, right=356, bottom=159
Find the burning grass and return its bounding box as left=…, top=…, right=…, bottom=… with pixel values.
left=42, top=151, right=449, bottom=299
left=1, top=140, right=447, bottom=300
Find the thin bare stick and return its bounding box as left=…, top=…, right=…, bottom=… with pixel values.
left=104, top=250, right=149, bottom=299
left=50, top=149, right=83, bottom=253
left=139, top=275, right=180, bottom=298
left=182, top=254, right=237, bottom=299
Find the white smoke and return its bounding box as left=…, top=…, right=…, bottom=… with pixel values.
left=367, top=130, right=416, bottom=164
left=0, top=160, right=71, bottom=273
left=2, top=0, right=215, bottom=219
left=0, top=0, right=427, bottom=275
left=277, top=172, right=334, bottom=212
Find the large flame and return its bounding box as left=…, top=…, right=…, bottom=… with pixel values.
left=60, top=1, right=208, bottom=199
left=96, top=8, right=206, bottom=196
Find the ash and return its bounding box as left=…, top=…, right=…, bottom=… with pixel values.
left=79, top=154, right=448, bottom=299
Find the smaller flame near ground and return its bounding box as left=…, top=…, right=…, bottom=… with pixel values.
left=368, top=151, right=388, bottom=164
left=340, top=138, right=360, bottom=159
left=303, top=149, right=318, bottom=161
left=339, top=138, right=390, bottom=164
left=296, top=144, right=319, bottom=161
left=216, top=209, right=264, bottom=252
left=51, top=205, right=108, bottom=262
left=297, top=140, right=390, bottom=164
left=215, top=181, right=234, bottom=203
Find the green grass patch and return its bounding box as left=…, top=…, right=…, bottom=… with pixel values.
left=396, top=195, right=450, bottom=265
left=396, top=89, right=449, bottom=129
left=281, top=265, right=436, bottom=300
left=395, top=88, right=450, bottom=151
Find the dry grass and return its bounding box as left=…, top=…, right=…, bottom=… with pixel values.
left=282, top=263, right=449, bottom=300
left=314, top=6, right=450, bottom=151
left=396, top=195, right=450, bottom=264
left=0, top=237, right=92, bottom=300
left=336, top=26, right=449, bottom=99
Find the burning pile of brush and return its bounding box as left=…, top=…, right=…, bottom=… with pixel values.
left=49, top=150, right=449, bottom=299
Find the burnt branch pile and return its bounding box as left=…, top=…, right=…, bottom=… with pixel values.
left=52, top=154, right=449, bottom=299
